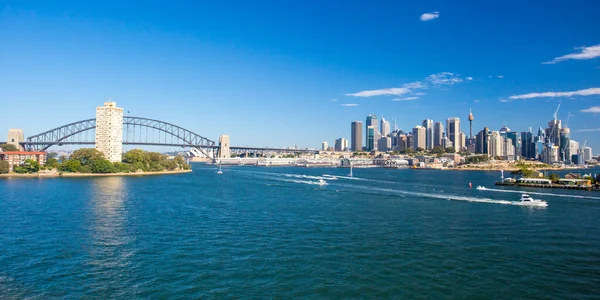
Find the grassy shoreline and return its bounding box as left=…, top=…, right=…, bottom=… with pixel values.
left=0, top=169, right=192, bottom=178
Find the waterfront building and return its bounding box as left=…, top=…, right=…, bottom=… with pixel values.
left=351, top=121, right=363, bottom=151
left=433, top=122, right=444, bottom=148
left=446, top=118, right=460, bottom=153
left=7, top=129, right=24, bottom=151
left=412, top=125, right=426, bottom=151
left=335, top=138, right=348, bottom=152
left=95, top=101, right=123, bottom=163
left=366, top=125, right=375, bottom=151
left=378, top=136, right=391, bottom=152
left=0, top=151, right=46, bottom=172
left=380, top=117, right=391, bottom=137
left=583, top=147, right=593, bottom=161
left=406, top=134, right=413, bottom=150
left=321, top=141, right=329, bottom=151
left=422, top=119, right=434, bottom=150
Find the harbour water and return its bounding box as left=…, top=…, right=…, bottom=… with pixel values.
left=1, top=164, right=599, bottom=298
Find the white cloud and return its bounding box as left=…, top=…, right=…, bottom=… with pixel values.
left=346, top=87, right=411, bottom=97
left=474, top=100, right=480, bottom=103
left=414, top=92, right=427, bottom=96
left=392, top=97, right=419, bottom=101
left=466, top=77, right=473, bottom=81
left=577, top=128, right=600, bottom=132
left=581, top=106, right=600, bottom=113
left=427, top=72, right=463, bottom=86
left=499, top=99, right=509, bottom=103
left=543, top=44, right=600, bottom=64
left=341, top=103, right=358, bottom=107
left=331, top=98, right=337, bottom=102
left=497, top=75, right=504, bottom=78
left=420, top=11, right=439, bottom=21
left=510, top=87, right=600, bottom=99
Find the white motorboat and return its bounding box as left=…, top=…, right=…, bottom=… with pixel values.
left=476, top=186, right=487, bottom=190
left=317, top=179, right=328, bottom=186
left=516, top=194, right=547, bottom=207
left=217, top=160, right=223, bottom=174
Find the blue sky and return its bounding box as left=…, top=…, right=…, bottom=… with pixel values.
left=1, top=0, right=599, bottom=152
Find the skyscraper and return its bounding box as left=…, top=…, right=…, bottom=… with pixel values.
left=475, top=127, right=490, bottom=154
left=489, top=131, right=503, bottom=158
left=321, top=141, right=329, bottom=151
left=506, top=132, right=521, bottom=159
left=583, top=147, right=593, bottom=161
left=433, top=122, right=444, bottom=148
left=422, top=119, right=433, bottom=150
left=380, top=117, right=391, bottom=137
left=446, top=118, right=460, bottom=153
left=95, top=101, right=123, bottom=162
left=366, top=126, right=375, bottom=151
left=334, top=138, right=348, bottom=151
left=366, top=115, right=379, bottom=147
left=521, top=131, right=535, bottom=159
left=350, top=121, right=363, bottom=151
left=412, top=125, right=426, bottom=150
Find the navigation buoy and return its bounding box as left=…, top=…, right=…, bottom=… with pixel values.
left=469, top=182, right=472, bottom=188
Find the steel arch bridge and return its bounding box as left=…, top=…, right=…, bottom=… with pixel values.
left=22, top=117, right=217, bottom=156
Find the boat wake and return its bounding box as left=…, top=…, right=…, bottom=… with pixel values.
left=479, top=187, right=600, bottom=200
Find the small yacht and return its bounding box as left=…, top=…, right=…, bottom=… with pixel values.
left=476, top=186, right=487, bottom=190
left=217, top=161, right=223, bottom=174
left=317, top=179, right=328, bottom=186
left=517, top=194, right=548, bottom=207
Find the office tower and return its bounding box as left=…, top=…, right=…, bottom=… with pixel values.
left=335, top=138, right=348, bottom=151
left=351, top=121, right=363, bottom=151
left=521, top=131, right=535, bottom=159
left=506, top=132, right=521, bottom=159
left=412, top=125, right=426, bottom=150
left=422, top=119, right=433, bottom=150
left=475, top=127, right=490, bottom=154
left=397, top=134, right=408, bottom=151
left=468, top=109, right=474, bottom=138
left=378, top=136, right=391, bottom=152
left=503, top=137, right=515, bottom=158
left=321, top=141, right=329, bottom=151
left=583, top=147, right=593, bottom=161
left=433, top=122, right=444, bottom=148
left=366, top=114, right=379, bottom=143
left=380, top=117, right=391, bottom=137
left=458, top=132, right=466, bottom=151
left=569, top=140, right=579, bottom=161
left=545, top=119, right=562, bottom=148
left=95, top=101, right=123, bottom=162
left=366, top=126, right=375, bottom=151
left=406, top=134, right=413, bottom=150
left=559, top=128, right=570, bottom=162
left=446, top=118, right=460, bottom=153
left=489, top=131, right=503, bottom=157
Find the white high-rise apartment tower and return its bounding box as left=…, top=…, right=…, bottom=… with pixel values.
left=95, top=101, right=124, bottom=162
left=446, top=117, right=461, bottom=153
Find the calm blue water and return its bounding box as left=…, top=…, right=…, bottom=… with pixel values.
left=1, top=164, right=600, bottom=299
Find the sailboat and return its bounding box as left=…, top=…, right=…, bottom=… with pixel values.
left=217, top=160, right=223, bottom=174
left=348, top=161, right=353, bottom=177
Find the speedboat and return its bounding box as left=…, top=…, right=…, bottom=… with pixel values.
left=476, top=186, right=487, bottom=190
left=517, top=194, right=548, bottom=207
left=317, top=179, right=328, bottom=186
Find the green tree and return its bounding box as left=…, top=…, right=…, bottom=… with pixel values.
left=432, top=146, right=445, bottom=154
left=23, top=159, right=40, bottom=173
left=548, top=173, right=560, bottom=183
left=60, top=159, right=81, bottom=172
left=77, top=165, right=92, bottom=173
left=401, top=148, right=415, bottom=155
left=123, top=149, right=147, bottom=164
left=91, top=159, right=116, bottom=173
left=113, top=162, right=130, bottom=173
left=0, top=160, right=9, bottom=174
left=70, top=148, right=105, bottom=165
left=416, top=147, right=425, bottom=153
left=46, top=157, right=59, bottom=169
left=0, top=144, right=18, bottom=151
left=13, top=166, right=28, bottom=173
left=47, top=152, right=59, bottom=159
left=445, top=147, right=456, bottom=153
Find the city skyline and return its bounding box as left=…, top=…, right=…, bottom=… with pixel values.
left=1, top=1, right=599, bottom=152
